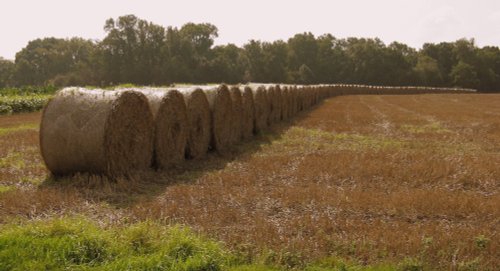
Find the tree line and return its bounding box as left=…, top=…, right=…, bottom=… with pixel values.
left=1, top=14, right=499, bottom=92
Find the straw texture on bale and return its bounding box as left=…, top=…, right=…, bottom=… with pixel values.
left=229, top=86, right=243, bottom=143
left=252, top=86, right=270, bottom=134
left=40, top=88, right=154, bottom=177
left=274, top=85, right=283, bottom=121
left=179, top=88, right=211, bottom=159
left=135, top=89, right=188, bottom=169
left=241, top=86, right=255, bottom=139
left=203, top=85, right=233, bottom=153
left=265, top=86, right=276, bottom=125
left=280, top=86, right=290, bottom=120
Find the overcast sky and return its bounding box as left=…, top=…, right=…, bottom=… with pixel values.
left=1, top=0, right=500, bottom=60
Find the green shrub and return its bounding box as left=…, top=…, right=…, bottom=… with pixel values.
left=0, top=94, right=51, bottom=114
left=0, top=104, right=13, bottom=114
left=0, top=85, right=57, bottom=96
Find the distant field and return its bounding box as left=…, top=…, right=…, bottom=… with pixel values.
left=0, top=94, right=498, bottom=270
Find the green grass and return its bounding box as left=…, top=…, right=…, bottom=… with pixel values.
left=0, top=185, right=15, bottom=194
left=0, top=217, right=407, bottom=271
left=265, top=127, right=405, bottom=155
left=0, top=151, right=26, bottom=169
left=0, top=123, right=38, bottom=136
left=0, top=218, right=228, bottom=271
left=400, top=122, right=452, bottom=134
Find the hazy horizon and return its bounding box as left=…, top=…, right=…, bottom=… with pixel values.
left=2, top=0, right=500, bottom=60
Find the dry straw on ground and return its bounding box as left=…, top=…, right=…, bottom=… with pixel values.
left=40, top=88, right=154, bottom=177
left=202, top=85, right=233, bottom=153
left=131, top=88, right=188, bottom=169
left=177, top=87, right=211, bottom=159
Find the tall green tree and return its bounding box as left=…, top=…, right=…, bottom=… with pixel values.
left=413, top=55, right=442, bottom=86
left=450, top=61, right=480, bottom=89
left=475, top=46, right=500, bottom=92
left=287, top=32, right=318, bottom=83
left=0, top=58, right=14, bottom=88
left=208, top=44, right=246, bottom=83
left=179, top=23, right=218, bottom=83
left=243, top=40, right=266, bottom=82
left=14, top=37, right=95, bottom=86
left=344, top=38, right=388, bottom=85
left=100, top=15, right=167, bottom=85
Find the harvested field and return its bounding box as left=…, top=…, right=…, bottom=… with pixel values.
left=0, top=94, right=498, bottom=269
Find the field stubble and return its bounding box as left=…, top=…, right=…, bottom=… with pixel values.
left=0, top=94, right=498, bottom=269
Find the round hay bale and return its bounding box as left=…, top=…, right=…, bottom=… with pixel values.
left=289, top=86, right=297, bottom=117
left=273, top=85, right=283, bottom=121
left=180, top=88, right=211, bottom=159
left=288, top=86, right=297, bottom=118
left=280, top=86, right=290, bottom=120
left=136, top=89, right=188, bottom=169
left=265, top=86, right=275, bottom=125
left=241, top=86, right=255, bottom=140
left=229, top=86, right=243, bottom=144
left=40, top=88, right=154, bottom=177
left=203, top=85, right=233, bottom=153
left=297, top=86, right=306, bottom=111
left=252, top=85, right=270, bottom=134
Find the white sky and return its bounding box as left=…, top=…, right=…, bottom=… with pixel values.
left=1, top=0, right=500, bottom=60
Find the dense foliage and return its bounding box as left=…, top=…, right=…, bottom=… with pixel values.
left=0, top=95, right=51, bottom=114
left=0, top=86, right=56, bottom=114
left=1, top=14, right=499, bottom=92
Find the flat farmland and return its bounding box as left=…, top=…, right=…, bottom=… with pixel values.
left=0, top=94, right=498, bottom=269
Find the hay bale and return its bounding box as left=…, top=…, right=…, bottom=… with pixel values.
left=179, top=88, right=211, bottom=159
left=264, top=86, right=275, bottom=125
left=251, top=85, right=270, bottom=134
left=273, top=85, right=283, bottom=121
left=133, top=88, right=188, bottom=169
left=289, top=86, right=297, bottom=116
left=241, top=86, right=255, bottom=140
left=203, top=85, right=233, bottom=153
left=297, top=85, right=306, bottom=111
left=229, top=86, right=243, bottom=144
left=280, top=86, right=290, bottom=120
left=40, top=87, right=154, bottom=177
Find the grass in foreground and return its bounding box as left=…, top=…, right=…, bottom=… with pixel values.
left=0, top=217, right=421, bottom=271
